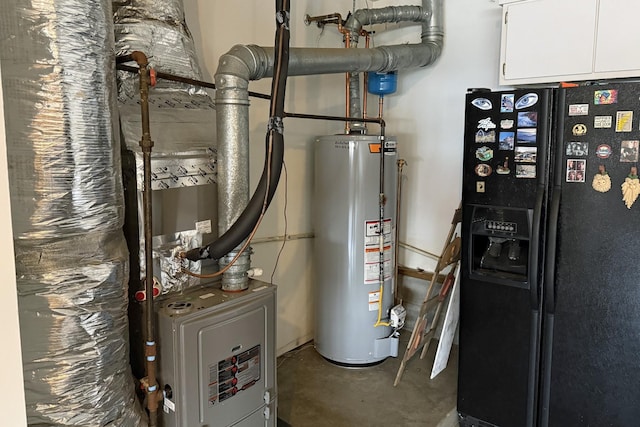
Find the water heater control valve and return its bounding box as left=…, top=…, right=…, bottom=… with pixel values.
left=389, top=304, right=406, bottom=329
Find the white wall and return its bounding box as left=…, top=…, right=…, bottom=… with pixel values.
left=183, top=0, right=506, bottom=355
left=0, top=64, right=28, bottom=426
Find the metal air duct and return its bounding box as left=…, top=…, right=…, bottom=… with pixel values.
left=189, top=0, right=444, bottom=289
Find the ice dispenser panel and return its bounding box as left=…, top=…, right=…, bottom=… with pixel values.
left=469, top=206, right=532, bottom=285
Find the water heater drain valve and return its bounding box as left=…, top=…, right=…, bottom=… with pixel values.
left=389, top=304, right=406, bottom=329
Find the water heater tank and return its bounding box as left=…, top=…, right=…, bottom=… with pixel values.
left=314, top=135, right=398, bottom=365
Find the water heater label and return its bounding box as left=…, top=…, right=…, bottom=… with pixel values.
left=208, top=344, right=261, bottom=406
left=368, top=291, right=381, bottom=311
left=364, top=219, right=393, bottom=284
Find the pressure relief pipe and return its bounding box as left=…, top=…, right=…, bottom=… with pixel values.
left=184, top=0, right=443, bottom=287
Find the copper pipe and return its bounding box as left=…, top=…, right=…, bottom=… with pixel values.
left=394, top=159, right=407, bottom=304
left=362, top=33, right=371, bottom=122
left=344, top=36, right=351, bottom=134
left=125, top=50, right=161, bottom=427
left=378, top=96, right=384, bottom=120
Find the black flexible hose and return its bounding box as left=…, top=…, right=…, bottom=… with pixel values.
left=183, top=0, right=290, bottom=262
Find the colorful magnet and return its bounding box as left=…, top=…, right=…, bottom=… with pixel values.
left=517, top=128, right=537, bottom=144
left=517, top=112, right=537, bottom=127
left=569, top=104, right=589, bottom=116
left=592, top=165, right=611, bottom=193
left=515, top=93, right=539, bottom=109
left=515, top=164, right=536, bottom=179
left=594, top=116, right=613, bottom=129
left=501, top=94, right=515, bottom=112
left=566, top=159, right=586, bottom=183
left=476, top=146, right=494, bottom=161
left=498, top=132, right=514, bottom=150
left=496, top=157, right=511, bottom=175
left=501, top=119, right=514, bottom=129
left=566, top=142, right=588, bottom=156
left=514, top=146, right=537, bottom=163
left=475, top=130, right=496, bottom=143
left=616, top=111, right=633, bottom=132
left=594, top=89, right=618, bottom=105
left=572, top=124, right=587, bottom=136
left=620, top=140, right=639, bottom=162
left=478, top=117, right=497, bottom=131
left=621, top=166, right=640, bottom=209
left=471, top=98, right=493, bottom=110
left=475, top=163, right=493, bottom=177
left=595, top=144, right=612, bottom=159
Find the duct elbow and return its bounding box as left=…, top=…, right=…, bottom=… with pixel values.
left=216, top=44, right=271, bottom=83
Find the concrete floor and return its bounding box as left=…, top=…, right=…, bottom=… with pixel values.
left=276, top=338, right=458, bottom=427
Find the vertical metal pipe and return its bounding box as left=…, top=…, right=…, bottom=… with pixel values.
left=215, top=74, right=252, bottom=291
left=344, top=36, right=351, bottom=134
left=131, top=50, right=160, bottom=426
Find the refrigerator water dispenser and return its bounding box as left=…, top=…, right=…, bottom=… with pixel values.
left=469, top=206, right=531, bottom=284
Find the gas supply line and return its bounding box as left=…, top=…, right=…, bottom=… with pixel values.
left=115, top=50, right=162, bottom=427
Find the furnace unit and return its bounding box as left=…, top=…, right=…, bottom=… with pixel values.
left=157, top=281, right=277, bottom=426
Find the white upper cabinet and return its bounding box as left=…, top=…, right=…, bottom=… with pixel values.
left=500, top=0, right=640, bottom=85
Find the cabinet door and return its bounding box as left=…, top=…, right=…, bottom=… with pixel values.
left=501, top=0, right=598, bottom=83
left=595, top=0, right=640, bottom=73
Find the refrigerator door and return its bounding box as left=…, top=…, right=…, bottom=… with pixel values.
left=541, top=83, right=640, bottom=426
left=459, top=89, right=552, bottom=427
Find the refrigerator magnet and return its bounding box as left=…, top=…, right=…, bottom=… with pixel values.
left=594, top=116, right=613, bottom=129
left=566, top=159, right=586, bottom=183
left=515, top=164, right=536, bottom=179
left=621, top=166, right=640, bottom=209
left=501, top=119, right=514, bottom=129
left=478, top=117, right=496, bottom=131
left=515, top=93, right=538, bottom=109
left=572, top=124, right=588, bottom=136
left=499, top=132, right=514, bottom=150
left=592, top=165, right=611, bottom=193
left=475, top=130, right=495, bottom=143
left=517, top=112, right=537, bottom=127
left=596, top=144, right=612, bottom=159
left=620, top=140, right=639, bottom=162
left=566, top=142, right=588, bottom=157
left=517, top=128, right=537, bottom=144
left=616, top=111, right=633, bottom=132
left=475, top=164, right=492, bottom=177
left=476, top=146, right=494, bottom=161
left=496, top=157, right=511, bottom=175
left=569, top=104, right=589, bottom=116
left=514, top=146, right=537, bottom=163
left=471, top=98, right=492, bottom=110
left=594, top=89, right=618, bottom=105
left=501, top=94, right=514, bottom=112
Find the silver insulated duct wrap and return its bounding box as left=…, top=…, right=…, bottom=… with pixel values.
left=0, top=0, right=124, bottom=240
left=0, top=0, right=145, bottom=425
left=114, top=0, right=207, bottom=100
left=15, top=232, right=144, bottom=426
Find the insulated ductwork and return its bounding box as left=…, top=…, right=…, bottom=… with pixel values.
left=187, top=0, right=444, bottom=289
left=114, top=0, right=207, bottom=100
left=0, top=0, right=145, bottom=425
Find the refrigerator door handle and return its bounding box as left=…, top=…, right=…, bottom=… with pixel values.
left=544, top=188, right=561, bottom=315
left=529, top=187, right=544, bottom=311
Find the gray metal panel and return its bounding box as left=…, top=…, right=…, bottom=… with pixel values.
left=157, top=281, right=276, bottom=427
left=314, top=135, right=397, bottom=364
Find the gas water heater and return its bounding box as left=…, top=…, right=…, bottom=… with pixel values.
left=314, top=135, right=398, bottom=365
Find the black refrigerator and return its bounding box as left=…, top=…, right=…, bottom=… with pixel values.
left=458, top=82, right=640, bottom=427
